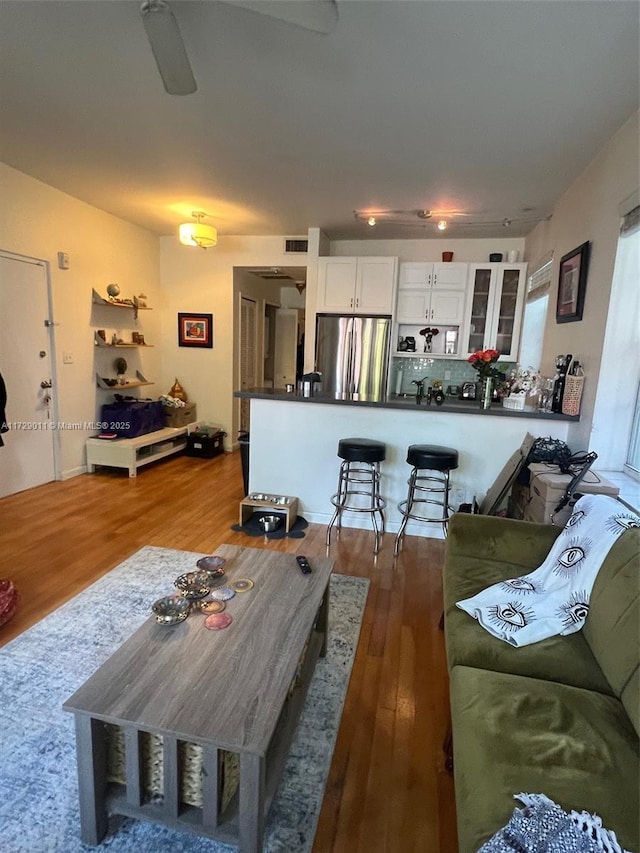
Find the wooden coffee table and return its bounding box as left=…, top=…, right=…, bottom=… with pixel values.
left=63, top=544, right=334, bottom=852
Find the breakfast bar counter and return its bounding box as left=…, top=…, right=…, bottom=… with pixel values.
left=235, top=389, right=577, bottom=540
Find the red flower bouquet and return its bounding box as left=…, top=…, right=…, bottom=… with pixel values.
left=468, top=348, right=501, bottom=379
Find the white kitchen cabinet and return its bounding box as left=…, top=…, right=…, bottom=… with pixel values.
left=462, top=263, right=527, bottom=360
left=396, top=288, right=466, bottom=325
left=398, top=261, right=467, bottom=290
left=317, top=256, right=397, bottom=315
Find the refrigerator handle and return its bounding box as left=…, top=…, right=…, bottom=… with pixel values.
left=346, top=320, right=354, bottom=393
left=351, top=317, right=361, bottom=393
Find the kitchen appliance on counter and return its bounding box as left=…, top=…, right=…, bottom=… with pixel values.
left=315, top=314, right=391, bottom=400
left=460, top=382, right=477, bottom=400
left=551, top=353, right=572, bottom=413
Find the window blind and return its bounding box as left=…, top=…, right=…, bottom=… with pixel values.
left=527, top=252, right=554, bottom=301
left=621, top=205, right=640, bottom=235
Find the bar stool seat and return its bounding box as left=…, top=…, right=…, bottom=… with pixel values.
left=327, top=438, right=387, bottom=554
left=394, top=444, right=459, bottom=556
left=407, top=444, right=458, bottom=471
left=337, top=437, right=386, bottom=464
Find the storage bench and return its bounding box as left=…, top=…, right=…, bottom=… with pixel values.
left=86, top=427, right=188, bottom=477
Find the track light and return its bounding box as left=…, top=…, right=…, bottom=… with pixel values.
left=437, top=220, right=448, bottom=231
left=367, top=216, right=376, bottom=226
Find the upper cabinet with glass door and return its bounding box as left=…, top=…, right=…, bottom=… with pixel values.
left=462, top=264, right=527, bottom=361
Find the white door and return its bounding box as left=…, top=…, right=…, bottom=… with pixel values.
left=430, top=289, right=467, bottom=324
left=317, top=257, right=357, bottom=312
left=0, top=254, right=56, bottom=497
left=239, top=297, right=257, bottom=432
left=432, top=262, right=468, bottom=289
left=355, top=257, right=397, bottom=314
left=273, top=309, right=298, bottom=388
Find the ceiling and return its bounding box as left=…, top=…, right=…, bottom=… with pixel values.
left=1, top=1, right=638, bottom=241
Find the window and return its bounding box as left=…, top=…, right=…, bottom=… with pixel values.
left=518, top=256, right=552, bottom=370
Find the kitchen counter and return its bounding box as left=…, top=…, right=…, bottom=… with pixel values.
left=234, top=390, right=575, bottom=543
left=234, top=387, right=578, bottom=421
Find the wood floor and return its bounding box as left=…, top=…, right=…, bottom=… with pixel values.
left=0, top=450, right=458, bottom=852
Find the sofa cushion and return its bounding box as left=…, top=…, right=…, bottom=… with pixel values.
left=450, top=665, right=639, bottom=853
left=582, top=528, right=639, bottom=712
left=443, top=515, right=612, bottom=694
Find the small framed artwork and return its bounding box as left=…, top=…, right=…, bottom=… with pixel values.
left=178, top=312, right=213, bottom=348
left=556, top=241, right=590, bottom=324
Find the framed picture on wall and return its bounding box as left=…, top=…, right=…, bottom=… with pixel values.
left=178, top=313, right=213, bottom=348
left=556, top=241, right=590, bottom=323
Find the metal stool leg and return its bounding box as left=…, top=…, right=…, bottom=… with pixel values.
left=394, top=467, right=418, bottom=556
left=326, top=460, right=349, bottom=546
left=327, top=458, right=386, bottom=553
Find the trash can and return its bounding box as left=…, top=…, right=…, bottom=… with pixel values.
left=238, top=430, right=250, bottom=496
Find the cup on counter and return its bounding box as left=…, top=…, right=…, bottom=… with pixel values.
left=507, top=250, right=520, bottom=263
left=285, top=383, right=294, bottom=393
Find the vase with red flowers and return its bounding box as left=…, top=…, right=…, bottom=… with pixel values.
left=419, top=326, right=439, bottom=353
left=468, top=348, right=501, bottom=408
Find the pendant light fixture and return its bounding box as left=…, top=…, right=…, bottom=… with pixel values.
left=179, top=211, right=217, bottom=248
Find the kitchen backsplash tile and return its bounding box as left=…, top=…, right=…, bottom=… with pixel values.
left=390, top=356, right=516, bottom=395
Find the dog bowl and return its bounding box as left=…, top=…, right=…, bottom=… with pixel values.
left=152, top=595, right=191, bottom=625
left=258, top=514, right=282, bottom=533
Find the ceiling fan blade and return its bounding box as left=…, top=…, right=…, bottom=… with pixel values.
left=227, top=0, right=339, bottom=34
left=140, top=0, right=197, bottom=95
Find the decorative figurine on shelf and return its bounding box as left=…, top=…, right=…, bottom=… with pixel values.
left=169, top=378, right=188, bottom=402
left=115, top=357, right=127, bottom=385
left=137, top=293, right=148, bottom=308
left=419, top=326, right=440, bottom=353
left=106, top=283, right=120, bottom=300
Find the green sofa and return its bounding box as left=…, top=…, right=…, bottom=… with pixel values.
left=443, top=513, right=639, bottom=853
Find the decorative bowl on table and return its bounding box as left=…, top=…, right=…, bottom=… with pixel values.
left=174, top=570, right=212, bottom=599
left=152, top=595, right=191, bottom=625
left=195, top=555, right=226, bottom=582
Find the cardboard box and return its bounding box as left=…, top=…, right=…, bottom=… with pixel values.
left=163, top=402, right=197, bottom=428
left=524, top=464, right=619, bottom=525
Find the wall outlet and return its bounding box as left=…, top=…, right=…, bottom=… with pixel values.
left=63, top=351, right=74, bottom=364
left=444, top=370, right=451, bottom=381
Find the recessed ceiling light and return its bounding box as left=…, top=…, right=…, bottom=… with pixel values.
left=437, top=220, right=448, bottom=231
left=367, top=216, right=376, bottom=226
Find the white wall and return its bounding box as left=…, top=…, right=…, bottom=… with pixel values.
left=159, top=235, right=318, bottom=448
left=524, top=111, right=639, bottom=455
left=329, top=237, right=525, bottom=262
left=0, top=163, right=161, bottom=479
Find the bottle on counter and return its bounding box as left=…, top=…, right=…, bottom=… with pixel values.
left=551, top=353, right=572, bottom=413
left=395, top=368, right=404, bottom=395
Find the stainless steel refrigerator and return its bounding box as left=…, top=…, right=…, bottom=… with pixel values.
left=315, top=314, right=391, bottom=400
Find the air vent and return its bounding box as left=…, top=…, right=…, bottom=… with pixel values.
left=284, top=238, right=308, bottom=254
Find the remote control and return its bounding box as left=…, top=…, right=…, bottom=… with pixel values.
left=296, top=555, right=312, bottom=574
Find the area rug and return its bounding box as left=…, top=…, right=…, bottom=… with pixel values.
left=231, top=512, right=309, bottom=539
left=0, top=546, right=369, bottom=853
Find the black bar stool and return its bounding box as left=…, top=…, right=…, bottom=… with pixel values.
left=394, top=444, right=459, bottom=555
left=326, top=438, right=387, bottom=554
